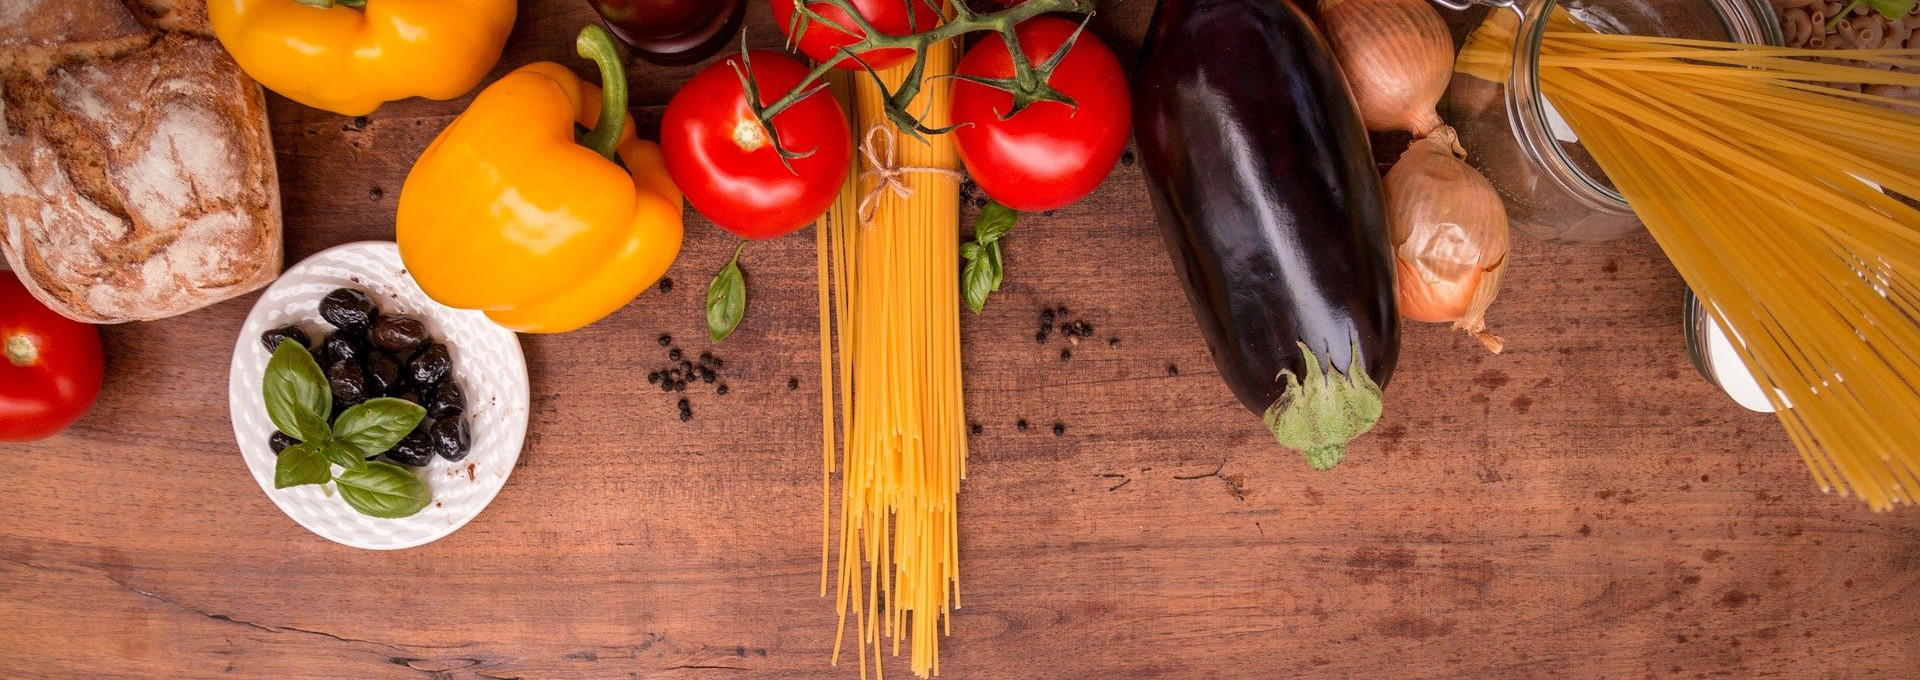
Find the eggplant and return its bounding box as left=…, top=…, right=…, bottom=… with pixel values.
left=1132, top=0, right=1399, bottom=469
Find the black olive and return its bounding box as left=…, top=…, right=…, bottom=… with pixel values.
left=328, top=359, right=368, bottom=403
left=260, top=325, right=311, bottom=353
left=406, top=343, right=452, bottom=386
left=369, top=314, right=430, bottom=354
left=321, top=332, right=367, bottom=366
left=365, top=351, right=402, bottom=396
left=427, top=380, right=465, bottom=419
left=386, top=425, right=436, bottom=467
left=389, top=385, right=424, bottom=406
left=430, top=417, right=471, bottom=462
left=319, top=288, right=379, bottom=332
left=269, top=431, right=298, bottom=453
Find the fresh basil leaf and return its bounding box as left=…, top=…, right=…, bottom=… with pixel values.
left=707, top=243, right=747, bottom=343
left=1866, top=0, right=1915, bottom=20
left=985, top=241, right=1005, bottom=293
left=263, top=340, right=331, bottom=443
left=335, top=462, right=432, bottom=519
left=960, top=241, right=983, bottom=261
left=274, top=442, right=332, bottom=489
left=962, top=252, right=997, bottom=314
left=332, top=398, right=425, bottom=457
left=321, top=441, right=369, bottom=471
left=974, top=201, right=1017, bottom=244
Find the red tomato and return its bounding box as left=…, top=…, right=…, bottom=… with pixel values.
left=950, top=17, right=1131, bottom=211
left=663, top=49, right=852, bottom=240
left=771, top=0, right=943, bottom=70
left=2, top=270, right=104, bottom=442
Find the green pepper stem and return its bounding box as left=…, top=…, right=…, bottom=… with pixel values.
left=577, top=24, right=628, bottom=162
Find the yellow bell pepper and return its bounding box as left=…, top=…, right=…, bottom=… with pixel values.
left=208, top=0, right=516, bottom=116
left=397, top=26, right=683, bottom=334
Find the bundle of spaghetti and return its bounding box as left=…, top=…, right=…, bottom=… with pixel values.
left=1459, top=10, right=1920, bottom=509
left=816, top=37, right=966, bottom=678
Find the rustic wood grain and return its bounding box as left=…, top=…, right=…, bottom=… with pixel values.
left=3, top=2, right=1916, bottom=679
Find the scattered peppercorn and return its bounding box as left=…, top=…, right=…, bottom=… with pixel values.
left=679, top=410, right=692, bottom=422
left=1041, top=210, right=1056, bottom=217
left=658, top=277, right=674, bottom=293
left=1060, top=348, right=1072, bottom=361
left=699, top=367, right=716, bottom=383
left=1052, top=423, right=1066, bottom=436
left=1016, top=419, right=1029, bottom=432
left=789, top=377, right=800, bottom=390
left=1108, top=337, right=1120, bottom=348
left=717, top=384, right=730, bottom=395
left=1120, top=148, right=1136, bottom=166
left=668, top=348, right=683, bottom=362
left=969, top=423, right=983, bottom=435
left=658, top=334, right=672, bottom=347
left=1034, top=330, right=1048, bottom=343
left=1041, top=309, right=1055, bottom=326
left=647, top=371, right=662, bottom=385
left=1167, top=364, right=1180, bottom=376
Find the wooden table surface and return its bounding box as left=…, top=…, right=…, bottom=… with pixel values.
left=5, top=2, right=1918, bottom=679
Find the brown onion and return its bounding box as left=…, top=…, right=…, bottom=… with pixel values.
left=1322, top=0, right=1453, bottom=136
left=1385, top=125, right=1510, bottom=353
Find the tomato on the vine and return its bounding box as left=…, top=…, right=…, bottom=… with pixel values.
left=771, top=0, right=943, bottom=70
left=662, top=49, right=852, bottom=240
left=950, top=17, right=1130, bottom=212
left=2, top=270, right=103, bottom=442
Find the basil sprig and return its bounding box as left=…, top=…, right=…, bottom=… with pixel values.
left=707, top=242, right=748, bottom=343
left=262, top=341, right=431, bottom=519
left=962, top=201, right=1018, bottom=314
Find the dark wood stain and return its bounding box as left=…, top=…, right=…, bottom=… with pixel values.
left=0, top=3, right=1915, bottom=678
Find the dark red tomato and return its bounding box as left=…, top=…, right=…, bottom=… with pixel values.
left=2, top=270, right=104, bottom=442
left=662, top=49, right=852, bottom=240
left=950, top=17, right=1130, bottom=212
left=771, top=0, right=943, bottom=70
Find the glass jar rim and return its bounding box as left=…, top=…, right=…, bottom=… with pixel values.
left=1505, top=0, right=1785, bottom=213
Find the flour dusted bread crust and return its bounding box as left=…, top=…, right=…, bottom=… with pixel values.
left=0, top=0, right=279, bottom=324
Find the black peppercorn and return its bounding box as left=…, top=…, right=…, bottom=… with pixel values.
left=659, top=380, right=673, bottom=393
left=677, top=398, right=690, bottom=410
left=1052, top=423, right=1066, bottom=436
left=658, top=334, right=672, bottom=347
left=1016, top=419, right=1029, bottom=432
left=969, top=423, right=982, bottom=435
left=1041, top=309, right=1055, bottom=326
left=672, top=380, right=686, bottom=392
left=700, top=367, right=716, bottom=383
left=669, top=348, right=683, bottom=361
left=789, top=377, right=800, bottom=390
left=648, top=371, right=662, bottom=385
left=679, top=410, right=693, bottom=422
left=1121, top=149, right=1135, bottom=166
left=1034, top=330, right=1048, bottom=343
left=699, top=351, right=715, bottom=365
left=658, top=277, right=674, bottom=293
left=1167, top=364, right=1180, bottom=376
left=716, top=384, right=730, bottom=395
left=1109, top=337, right=1120, bottom=348
left=1060, top=348, right=1072, bottom=361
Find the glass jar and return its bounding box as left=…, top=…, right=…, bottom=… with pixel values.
left=1443, top=0, right=1782, bottom=243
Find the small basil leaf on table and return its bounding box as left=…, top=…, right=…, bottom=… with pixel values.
left=274, top=442, right=332, bottom=489
left=263, top=340, right=331, bottom=443
left=335, top=462, right=432, bottom=519
left=974, top=200, right=1017, bottom=244
left=708, top=242, right=747, bottom=343
left=962, top=249, right=998, bottom=314
left=321, top=441, right=369, bottom=471
left=332, top=397, right=426, bottom=457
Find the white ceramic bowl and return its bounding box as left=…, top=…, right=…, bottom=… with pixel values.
left=228, top=241, right=528, bottom=550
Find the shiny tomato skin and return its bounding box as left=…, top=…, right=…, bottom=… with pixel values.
left=2, top=270, right=104, bottom=442
left=950, top=17, right=1131, bottom=212
left=662, top=49, right=852, bottom=240
left=771, top=0, right=943, bottom=70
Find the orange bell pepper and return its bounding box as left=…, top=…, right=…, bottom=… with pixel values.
left=209, top=0, right=516, bottom=116
left=396, top=26, right=683, bottom=333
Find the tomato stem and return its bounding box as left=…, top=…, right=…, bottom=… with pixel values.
left=577, top=24, right=629, bottom=162
left=743, top=0, right=1096, bottom=163
left=6, top=333, right=37, bottom=367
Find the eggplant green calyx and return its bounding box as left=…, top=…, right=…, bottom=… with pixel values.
left=1262, top=341, right=1383, bottom=471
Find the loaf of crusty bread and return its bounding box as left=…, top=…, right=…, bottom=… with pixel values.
left=0, top=0, right=280, bottom=324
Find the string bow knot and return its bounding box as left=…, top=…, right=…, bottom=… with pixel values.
left=856, top=125, right=964, bottom=226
